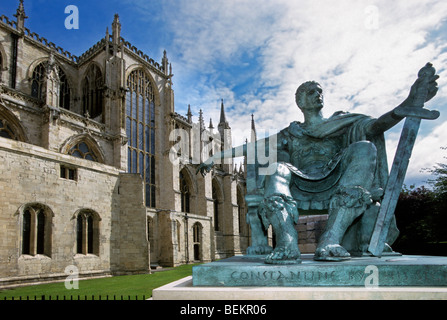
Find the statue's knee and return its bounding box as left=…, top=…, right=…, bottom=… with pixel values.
left=271, top=162, right=292, bottom=181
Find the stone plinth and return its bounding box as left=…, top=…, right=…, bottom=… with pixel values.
left=152, top=276, right=447, bottom=300
left=192, top=254, right=447, bottom=287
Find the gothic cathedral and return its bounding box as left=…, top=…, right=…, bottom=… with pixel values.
left=0, top=2, right=250, bottom=287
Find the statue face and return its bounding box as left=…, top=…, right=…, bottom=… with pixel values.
left=302, top=83, right=324, bottom=111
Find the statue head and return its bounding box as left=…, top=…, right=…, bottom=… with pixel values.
left=295, top=81, right=324, bottom=112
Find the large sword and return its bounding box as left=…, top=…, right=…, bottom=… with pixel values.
left=368, top=63, right=440, bottom=257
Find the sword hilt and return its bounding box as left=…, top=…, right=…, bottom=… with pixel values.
left=413, top=62, right=436, bottom=108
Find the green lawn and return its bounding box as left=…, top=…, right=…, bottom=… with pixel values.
left=0, top=263, right=198, bottom=300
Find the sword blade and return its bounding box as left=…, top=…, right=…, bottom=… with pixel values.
left=368, top=116, right=422, bottom=256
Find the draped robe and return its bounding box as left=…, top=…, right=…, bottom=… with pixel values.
left=266, top=111, right=389, bottom=211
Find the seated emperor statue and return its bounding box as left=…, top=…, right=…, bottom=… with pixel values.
left=197, top=69, right=439, bottom=263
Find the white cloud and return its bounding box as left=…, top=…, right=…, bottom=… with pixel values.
left=406, top=120, right=447, bottom=179
left=156, top=0, right=447, bottom=184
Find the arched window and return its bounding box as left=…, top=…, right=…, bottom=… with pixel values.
left=0, top=106, right=28, bottom=142
left=69, top=141, right=98, bottom=162
left=76, top=214, right=83, bottom=254
left=147, top=217, right=155, bottom=256
left=176, top=220, right=182, bottom=253
left=22, top=209, right=31, bottom=255
left=20, top=204, right=52, bottom=256
left=31, top=62, right=47, bottom=100
left=212, top=185, right=219, bottom=231
left=237, top=186, right=247, bottom=235
left=0, top=118, right=17, bottom=140
left=82, top=64, right=103, bottom=119
left=57, top=66, right=71, bottom=110
left=180, top=171, right=190, bottom=213
left=36, top=210, right=46, bottom=254
left=75, top=210, right=100, bottom=255
left=126, top=69, right=156, bottom=208
left=193, top=222, right=202, bottom=261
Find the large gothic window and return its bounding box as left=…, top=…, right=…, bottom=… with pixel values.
left=31, top=62, right=71, bottom=110
left=58, top=66, right=71, bottom=110
left=31, top=62, right=47, bottom=100
left=82, top=64, right=103, bottom=119
left=126, top=69, right=156, bottom=208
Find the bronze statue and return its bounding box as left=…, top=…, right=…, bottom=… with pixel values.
left=198, top=63, right=439, bottom=264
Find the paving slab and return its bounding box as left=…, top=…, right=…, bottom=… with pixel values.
left=152, top=276, right=447, bottom=300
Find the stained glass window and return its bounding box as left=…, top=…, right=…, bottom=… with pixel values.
left=58, top=66, right=71, bottom=110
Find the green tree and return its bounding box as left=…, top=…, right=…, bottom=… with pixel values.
left=424, top=146, right=447, bottom=243
left=426, top=146, right=447, bottom=195
left=393, top=147, right=447, bottom=255
left=393, top=185, right=436, bottom=251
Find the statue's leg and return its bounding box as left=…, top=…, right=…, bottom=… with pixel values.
left=245, top=205, right=273, bottom=255
left=261, top=163, right=301, bottom=264
left=349, top=203, right=400, bottom=255
left=315, top=141, right=377, bottom=261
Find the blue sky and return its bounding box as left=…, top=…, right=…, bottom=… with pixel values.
left=2, top=0, right=447, bottom=187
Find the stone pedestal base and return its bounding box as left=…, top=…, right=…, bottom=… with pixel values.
left=152, top=276, right=447, bottom=300
left=192, top=254, right=447, bottom=287
left=152, top=254, right=447, bottom=300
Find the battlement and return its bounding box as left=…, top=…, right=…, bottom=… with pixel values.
left=0, top=12, right=167, bottom=74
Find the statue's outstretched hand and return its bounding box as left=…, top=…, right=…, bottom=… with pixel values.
left=395, top=63, right=440, bottom=120
left=408, top=62, right=439, bottom=106
left=196, top=161, right=214, bottom=177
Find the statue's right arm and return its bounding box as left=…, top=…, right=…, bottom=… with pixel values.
left=367, top=63, right=439, bottom=137
left=196, top=143, right=249, bottom=177
left=196, top=134, right=280, bottom=176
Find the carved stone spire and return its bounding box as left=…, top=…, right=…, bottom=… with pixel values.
left=218, top=99, right=230, bottom=130
left=187, top=104, right=192, bottom=123
left=112, top=14, right=121, bottom=46
left=199, top=109, right=205, bottom=132
left=162, top=50, right=169, bottom=75
left=250, top=114, right=257, bottom=143
left=218, top=99, right=232, bottom=158
left=14, top=0, right=28, bottom=32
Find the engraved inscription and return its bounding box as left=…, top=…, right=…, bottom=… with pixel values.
left=230, top=270, right=338, bottom=284
left=225, top=267, right=447, bottom=286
